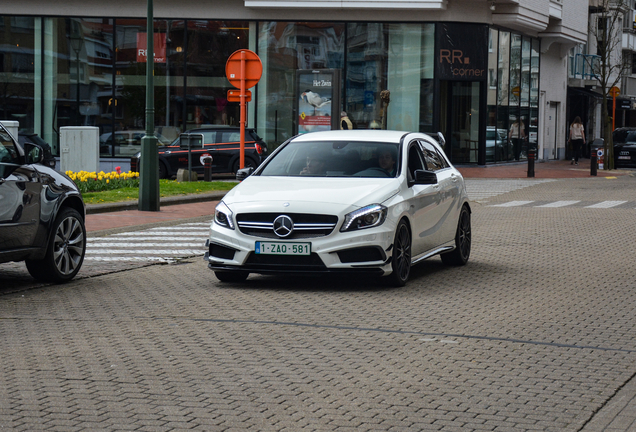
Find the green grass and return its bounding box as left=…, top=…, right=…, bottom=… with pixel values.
left=82, top=180, right=236, bottom=205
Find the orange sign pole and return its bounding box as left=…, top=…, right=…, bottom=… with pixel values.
left=240, top=50, right=246, bottom=169
left=613, top=94, right=616, bottom=132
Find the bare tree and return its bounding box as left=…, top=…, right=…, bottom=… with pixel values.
left=587, top=0, right=631, bottom=169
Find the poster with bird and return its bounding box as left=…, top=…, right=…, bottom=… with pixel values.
left=297, top=72, right=335, bottom=134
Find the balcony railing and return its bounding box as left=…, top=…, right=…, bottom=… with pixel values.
left=571, top=54, right=601, bottom=80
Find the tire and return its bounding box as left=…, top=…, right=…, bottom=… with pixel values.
left=232, top=157, right=257, bottom=174
left=158, top=161, right=169, bottom=179
left=441, top=205, right=471, bottom=266
left=215, top=271, right=249, bottom=283
left=388, top=219, right=412, bottom=287
left=26, top=207, right=86, bottom=283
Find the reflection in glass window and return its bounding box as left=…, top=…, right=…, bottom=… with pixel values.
left=257, top=22, right=345, bottom=150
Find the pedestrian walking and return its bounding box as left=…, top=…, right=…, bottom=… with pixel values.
left=568, top=116, right=585, bottom=165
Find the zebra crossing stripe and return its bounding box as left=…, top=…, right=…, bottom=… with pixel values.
left=88, top=236, right=205, bottom=241
left=84, top=257, right=176, bottom=262
left=86, top=250, right=203, bottom=255
left=87, top=243, right=204, bottom=248
left=584, top=201, right=628, bottom=208
left=491, top=201, right=534, bottom=207
left=535, top=200, right=581, bottom=208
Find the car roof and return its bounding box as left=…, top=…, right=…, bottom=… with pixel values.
left=291, top=130, right=411, bottom=143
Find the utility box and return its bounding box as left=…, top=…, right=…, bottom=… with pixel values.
left=0, top=120, right=19, bottom=141
left=60, top=126, right=99, bottom=173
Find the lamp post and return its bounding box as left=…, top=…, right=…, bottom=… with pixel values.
left=69, top=22, right=84, bottom=126
left=139, top=0, right=160, bottom=211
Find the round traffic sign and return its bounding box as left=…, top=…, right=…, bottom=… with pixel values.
left=610, top=86, right=620, bottom=97
left=225, top=49, right=263, bottom=89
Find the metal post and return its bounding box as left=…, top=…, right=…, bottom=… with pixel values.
left=139, top=0, right=160, bottom=211
left=527, top=149, right=535, bottom=178
left=591, top=152, right=597, bottom=176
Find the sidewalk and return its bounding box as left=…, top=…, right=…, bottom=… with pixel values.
left=85, top=159, right=633, bottom=233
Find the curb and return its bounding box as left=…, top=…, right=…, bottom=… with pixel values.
left=85, top=191, right=229, bottom=214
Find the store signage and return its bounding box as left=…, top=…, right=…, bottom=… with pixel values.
left=295, top=69, right=341, bottom=134
left=436, top=23, right=488, bottom=81
left=136, top=33, right=167, bottom=63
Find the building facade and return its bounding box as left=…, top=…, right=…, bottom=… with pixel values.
left=0, top=0, right=588, bottom=169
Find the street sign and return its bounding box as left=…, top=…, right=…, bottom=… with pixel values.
left=225, top=50, right=263, bottom=171
left=225, top=50, right=262, bottom=89
left=227, top=89, right=252, bottom=102
left=610, top=86, right=620, bottom=97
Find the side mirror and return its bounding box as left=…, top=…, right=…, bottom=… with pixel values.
left=414, top=169, right=438, bottom=185
left=236, top=167, right=254, bottom=181
left=24, top=143, right=44, bottom=165
left=436, top=132, right=446, bottom=147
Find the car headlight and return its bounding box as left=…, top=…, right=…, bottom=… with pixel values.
left=214, top=201, right=235, bottom=230
left=340, top=204, right=387, bottom=232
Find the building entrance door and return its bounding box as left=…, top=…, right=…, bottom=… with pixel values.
left=440, top=81, right=480, bottom=164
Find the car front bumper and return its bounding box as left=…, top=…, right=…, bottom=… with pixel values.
left=204, top=221, right=397, bottom=276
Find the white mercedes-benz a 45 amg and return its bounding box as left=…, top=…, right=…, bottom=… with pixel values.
left=205, top=130, right=471, bottom=286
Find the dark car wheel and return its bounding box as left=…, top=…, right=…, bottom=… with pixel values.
left=441, top=205, right=471, bottom=266
left=388, top=219, right=411, bottom=287
left=26, top=207, right=86, bottom=283
left=232, top=157, right=257, bottom=174
left=158, top=160, right=169, bottom=179
left=214, top=271, right=249, bottom=282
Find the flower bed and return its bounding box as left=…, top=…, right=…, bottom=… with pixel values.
left=66, top=167, right=139, bottom=193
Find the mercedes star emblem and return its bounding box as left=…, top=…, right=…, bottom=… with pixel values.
left=273, top=215, right=294, bottom=238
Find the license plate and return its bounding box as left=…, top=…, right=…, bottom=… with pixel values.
left=255, top=241, right=311, bottom=255
left=618, top=156, right=631, bottom=160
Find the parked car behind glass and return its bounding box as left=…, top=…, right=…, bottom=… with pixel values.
left=130, top=126, right=268, bottom=178
left=0, top=122, right=86, bottom=282
left=612, top=127, right=636, bottom=168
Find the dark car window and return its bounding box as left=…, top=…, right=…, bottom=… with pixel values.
left=0, top=132, right=19, bottom=164
left=420, top=141, right=446, bottom=171
left=220, top=131, right=242, bottom=143
left=613, top=130, right=636, bottom=144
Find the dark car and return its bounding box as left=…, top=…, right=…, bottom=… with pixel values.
left=612, top=128, right=636, bottom=168
left=130, top=126, right=268, bottom=179
left=0, top=122, right=86, bottom=282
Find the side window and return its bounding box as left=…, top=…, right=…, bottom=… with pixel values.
left=407, top=141, right=425, bottom=181
left=420, top=140, right=446, bottom=171
left=220, top=131, right=241, bottom=143
left=203, top=132, right=217, bottom=144
left=0, top=133, right=19, bottom=164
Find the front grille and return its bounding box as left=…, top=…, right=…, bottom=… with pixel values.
left=209, top=243, right=237, bottom=260
left=236, top=213, right=338, bottom=239
left=244, top=252, right=326, bottom=271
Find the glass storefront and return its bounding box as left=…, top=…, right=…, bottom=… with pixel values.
left=0, top=15, right=539, bottom=165
left=486, top=28, right=540, bottom=162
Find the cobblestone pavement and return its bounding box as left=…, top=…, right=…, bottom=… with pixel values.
left=1, top=175, right=636, bottom=431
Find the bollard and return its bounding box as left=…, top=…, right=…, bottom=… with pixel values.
left=590, top=152, right=597, bottom=176
left=527, top=149, right=535, bottom=178
left=203, top=156, right=213, bottom=182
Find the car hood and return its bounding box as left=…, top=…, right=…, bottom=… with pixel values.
left=223, top=176, right=400, bottom=214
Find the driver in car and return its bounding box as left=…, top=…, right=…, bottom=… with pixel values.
left=300, top=150, right=327, bottom=175
left=378, top=148, right=397, bottom=177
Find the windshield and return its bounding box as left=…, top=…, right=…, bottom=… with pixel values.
left=259, top=140, right=401, bottom=178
